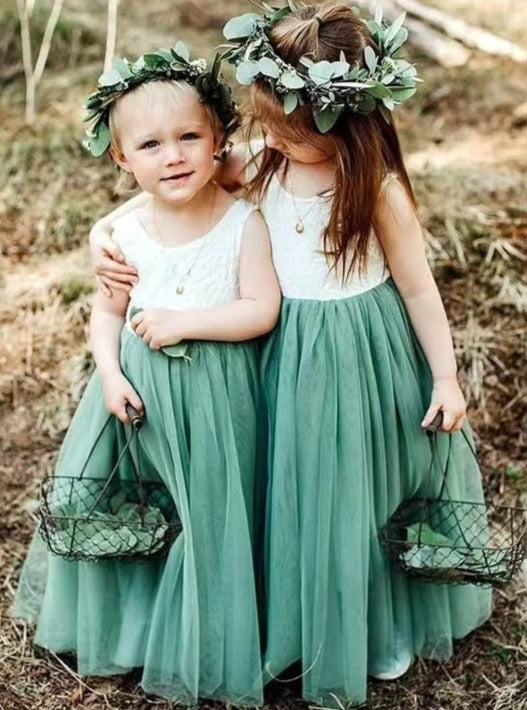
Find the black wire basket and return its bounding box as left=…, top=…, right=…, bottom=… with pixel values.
left=38, top=405, right=182, bottom=561
left=380, top=415, right=527, bottom=586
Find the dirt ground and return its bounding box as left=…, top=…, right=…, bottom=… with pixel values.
left=1, top=1, right=527, bottom=709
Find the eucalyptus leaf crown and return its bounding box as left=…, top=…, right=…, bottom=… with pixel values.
left=83, top=42, right=240, bottom=157
left=222, top=2, right=421, bottom=133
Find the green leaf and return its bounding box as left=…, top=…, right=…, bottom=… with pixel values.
left=236, top=60, right=260, bottom=85
left=364, top=46, right=377, bottom=74
left=308, top=60, right=334, bottom=85
left=283, top=92, right=298, bottom=115
left=394, top=59, right=415, bottom=74
left=331, top=61, right=350, bottom=78
left=145, top=53, right=168, bottom=68
left=314, top=105, right=343, bottom=133
left=385, top=12, right=406, bottom=46
left=156, top=48, right=174, bottom=62
left=86, top=123, right=111, bottom=157
left=269, top=6, right=292, bottom=25
left=381, top=73, right=395, bottom=85
left=109, top=490, right=128, bottom=514
left=374, top=1, right=383, bottom=24
left=366, top=83, right=390, bottom=99
left=258, top=57, right=280, bottom=78
left=357, top=93, right=377, bottom=114
left=118, top=503, right=142, bottom=522
left=406, top=523, right=452, bottom=547
left=97, top=69, right=122, bottom=87
left=389, top=27, right=409, bottom=54
left=367, top=20, right=383, bottom=45
left=280, top=70, right=305, bottom=90
left=174, top=41, right=190, bottom=62
left=390, top=86, right=417, bottom=102
left=382, top=96, right=395, bottom=111
left=223, top=13, right=260, bottom=40
left=161, top=342, right=192, bottom=361
left=299, top=56, right=315, bottom=68
left=112, top=57, right=133, bottom=79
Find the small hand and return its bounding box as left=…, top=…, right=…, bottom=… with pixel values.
left=89, top=228, right=138, bottom=297
left=101, top=372, right=144, bottom=424
left=421, top=377, right=467, bottom=432
left=130, top=309, right=185, bottom=350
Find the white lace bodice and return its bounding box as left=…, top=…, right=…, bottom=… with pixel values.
left=112, top=199, right=256, bottom=331
left=259, top=174, right=390, bottom=300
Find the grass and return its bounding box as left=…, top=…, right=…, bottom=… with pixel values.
left=1, top=1, right=527, bottom=708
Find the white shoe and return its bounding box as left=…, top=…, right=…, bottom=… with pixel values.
left=370, top=653, right=413, bottom=681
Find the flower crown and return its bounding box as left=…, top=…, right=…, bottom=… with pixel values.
left=222, top=2, right=420, bottom=133
left=83, top=42, right=240, bottom=157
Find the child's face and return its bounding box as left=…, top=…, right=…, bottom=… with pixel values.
left=111, top=88, right=219, bottom=205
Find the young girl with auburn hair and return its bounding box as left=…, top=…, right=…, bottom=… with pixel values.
left=90, top=3, right=492, bottom=705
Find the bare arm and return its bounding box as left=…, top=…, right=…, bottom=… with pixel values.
left=90, top=288, right=143, bottom=422
left=131, top=210, right=281, bottom=346
left=88, top=194, right=148, bottom=295
left=374, top=179, right=465, bottom=432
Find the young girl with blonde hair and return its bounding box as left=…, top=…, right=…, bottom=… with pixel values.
left=90, top=5, right=492, bottom=706
left=13, top=45, right=280, bottom=706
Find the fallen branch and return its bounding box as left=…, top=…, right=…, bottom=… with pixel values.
left=354, top=0, right=470, bottom=67
left=393, top=0, right=527, bottom=62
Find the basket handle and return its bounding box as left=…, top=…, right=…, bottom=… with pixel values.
left=418, top=410, right=477, bottom=550
left=125, top=403, right=144, bottom=430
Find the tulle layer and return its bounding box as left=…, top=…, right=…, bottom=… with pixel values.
left=261, top=279, right=492, bottom=706
left=13, top=332, right=264, bottom=706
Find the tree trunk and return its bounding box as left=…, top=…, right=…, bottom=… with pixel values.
left=104, top=0, right=119, bottom=73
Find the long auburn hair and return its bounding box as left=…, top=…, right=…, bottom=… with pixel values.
left=245, top=1, right=417, bottom=277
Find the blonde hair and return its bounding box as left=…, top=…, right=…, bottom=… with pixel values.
left=246, top=1, right=416, bottom=277
left=108, top=80, right=225, bottom=194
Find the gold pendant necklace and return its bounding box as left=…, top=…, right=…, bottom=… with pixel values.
left=286, top=172, right=318, bottom=235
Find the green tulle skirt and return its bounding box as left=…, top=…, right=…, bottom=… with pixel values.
left=12, top=331, right=264, bottom=706
left=260, top=279, right=493, bottom=707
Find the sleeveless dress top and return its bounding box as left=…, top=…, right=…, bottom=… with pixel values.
left=110, top=198, right=257, bottom=331
left=258, top=173, right=391, bottom=301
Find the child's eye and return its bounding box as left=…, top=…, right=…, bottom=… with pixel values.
left=181, top=133, right=199, bottom=141
left=141, top=140, right=159, bottom=149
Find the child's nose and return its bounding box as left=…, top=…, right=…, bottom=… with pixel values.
left=265, top=132, right=283, bottom=151
left=164, top=144, right=185, bottom=164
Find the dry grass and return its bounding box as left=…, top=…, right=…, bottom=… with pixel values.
left=1, top=1, right=527, bottom=708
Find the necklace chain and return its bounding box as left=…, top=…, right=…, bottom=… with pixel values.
left=150, top=189, right=217, bottom=295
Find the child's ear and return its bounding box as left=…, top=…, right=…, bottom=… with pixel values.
left=109, top=145, right=132, bottom=173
